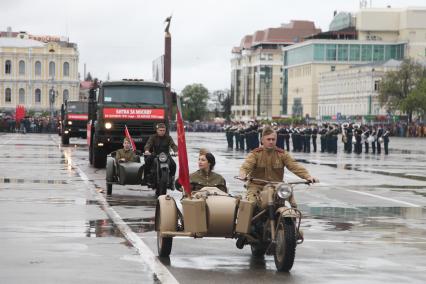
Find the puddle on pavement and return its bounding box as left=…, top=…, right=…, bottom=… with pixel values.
left=0, top=177, right=69, bottom=185
left=296, top=159, right=426, bottom=182
left=85, top=217, right=155, bottom=238
left=106, top=196, right=157, bottom=207
left=302, top=206, right=426, bottom=231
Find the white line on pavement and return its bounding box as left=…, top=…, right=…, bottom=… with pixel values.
left=53, top=136, right=179, bottom=284
left=75, top=165, right=179, bottom=284
left=346, top=189, right=421, bottom=207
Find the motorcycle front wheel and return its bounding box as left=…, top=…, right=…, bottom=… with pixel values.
left=274, top=218, right=296, bottom=272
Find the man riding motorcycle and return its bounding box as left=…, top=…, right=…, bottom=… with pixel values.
left=239, top=126, right=317, bottom=208
left=143, top=123, right=178, bottom=186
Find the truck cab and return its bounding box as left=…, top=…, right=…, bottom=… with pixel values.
left=87, top=80, right=169, bottom=168
left=60, top=101, right=88, bottom=145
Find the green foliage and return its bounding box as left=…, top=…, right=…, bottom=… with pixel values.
left=221, top=95, right=232, bottom=121
left=180, top=83, right=209, bottom=121
left=401, top=78, right=426, bottom=119
left=379, top=58, right=425, bottom=122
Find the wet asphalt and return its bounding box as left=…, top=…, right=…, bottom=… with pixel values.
left=0, top=132, right=425, bottom=283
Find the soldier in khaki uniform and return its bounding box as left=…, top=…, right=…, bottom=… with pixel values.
left=116, top=137, right=137, bottom=163
left=239, top=126, right=317, bottom=207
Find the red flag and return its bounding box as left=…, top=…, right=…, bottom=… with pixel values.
left=124, top=125, right=136, bottom=151
left=176, top=97, right=191, bottom=196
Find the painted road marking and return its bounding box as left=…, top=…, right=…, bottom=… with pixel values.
left=53, top=136, right=179, bottom=284
left=75, top=165, right=179, bottom=284
left=346, top=189, right=421, bottom=207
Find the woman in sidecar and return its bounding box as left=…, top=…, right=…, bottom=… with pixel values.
left=175, top=149, right=227, bottom=193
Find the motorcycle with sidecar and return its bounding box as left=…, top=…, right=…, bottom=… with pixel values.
left=105, top=150, right=145, bottom=196
left=155, top=177, right=316, bottom=272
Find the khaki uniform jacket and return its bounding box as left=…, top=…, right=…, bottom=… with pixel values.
left=240, top=146, right=310, bottom=183
left=116, top=149, right=136, bottom=163
left=144, top=134, right=178, bottom=153
left=190, top=170, right=227, bottom=193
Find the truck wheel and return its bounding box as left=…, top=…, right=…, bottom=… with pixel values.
left=89, top=144, right=93, bottom=165
left=93, top=145, right=107, bottom=168
left=61, top=134, right=69, bottom=145
left=274, top=218, right=296, bottom=272
left=106, top=183, right=112, bottom=196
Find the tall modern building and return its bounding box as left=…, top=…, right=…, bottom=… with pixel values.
left=282, top=7, right=426, bottom=119
left=0, top=28, right=79, bottom=113
left=230, top=21, right=321, bottom=120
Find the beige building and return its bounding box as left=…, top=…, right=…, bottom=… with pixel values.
left=283, top=7, right=426, bottom=119
left=318, top=59, right=401, bottom=117
left=231, top=21, right=320, bottom=120
left=0, top=29, right=79, bottom=113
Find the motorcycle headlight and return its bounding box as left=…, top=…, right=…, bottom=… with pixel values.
left=67, top=121, right=73, bottom=125
left=105, top=122, right=112, bottom=129
left=276, top=183, right=293, bottom=199
left=158, top=152, right=168, bottom=163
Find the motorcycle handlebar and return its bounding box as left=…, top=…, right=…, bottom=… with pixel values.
left=234, top=176, right=317, bottom=185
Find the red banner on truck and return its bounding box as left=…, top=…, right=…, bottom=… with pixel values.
left=67, top=114, right=88, bottom=120
left=103, top=108, right=165, bottom=120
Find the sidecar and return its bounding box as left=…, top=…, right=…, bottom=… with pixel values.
left=105, top=151, right=144, bottom=195
left=155, top=187, right=255, bottom=257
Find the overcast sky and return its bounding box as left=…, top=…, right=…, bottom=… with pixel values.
left=1, top=0, right=425, bottom=93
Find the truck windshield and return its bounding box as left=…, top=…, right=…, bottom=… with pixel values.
left=103, top=86, right=164, bottom=104
left=67, top=102, right=88, bottom=113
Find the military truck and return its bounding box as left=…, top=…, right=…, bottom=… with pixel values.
left=87, top=79, right=170, bottom=168
left=60, top=101, right=88, bottom=145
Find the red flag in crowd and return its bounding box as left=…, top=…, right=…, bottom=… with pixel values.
left=176, top=96, right=191, bottom=196
left=124, top=125, right=136, bottom=151
left=15, top=105, right=26, bottom=122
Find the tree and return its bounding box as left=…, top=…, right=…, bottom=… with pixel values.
left=379, top=59, right=425, bottom=122
left=180, top=83, right=209, bottom=121
left=85, top=72, right=93, bottom=81
left=221, top=94, right=232, bottom=121
left=401, top=77, right=426, bottom=121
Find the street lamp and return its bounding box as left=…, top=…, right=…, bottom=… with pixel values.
left=49, top=85, right=58, bottom=132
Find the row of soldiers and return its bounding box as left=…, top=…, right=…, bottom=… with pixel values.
left=224, top=122, right=391, bottom=155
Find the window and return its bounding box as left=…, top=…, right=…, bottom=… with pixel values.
left=374, top=80, right=380, bottom=91
left=49, top=61, right=55, bottom=77
left=35, top=88, right=41, bottom=103
left=361, top=45, right=372, bottom=61
left=5, top=60, right=11, bottom=74
left=314, top=44, right=325, bottom=61
left=373, top=45, right=384, bottom=61
left=35, top=61, right=41, bottom=76
left=326, top=44, right=337, bottom=61
left=331, top=66, right=336, bottom=71
left=63, top=62, right=70, bottom=77
left=337, top=45, right=348, bottom=61
left=19, top=88, right=25, bottom=104
left=5, top=88, right=12, bottom=102
left=19, top=60, right=25, bottom=75
left=63, top=89, right=69, bottom=102
left=349, top=45, right=360, bottom=61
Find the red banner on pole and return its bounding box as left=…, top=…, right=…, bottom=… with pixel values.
left=176, top=97, right=191, bottom=196
left=124, top=125, right=136, bottom=151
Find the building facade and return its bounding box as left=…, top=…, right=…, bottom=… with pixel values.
left=283, top=40, right=405, bottom=118
left=282, top=7, right=426, bottom=119
left=0, top=29, right=79, bottom=113
left=231, top=21, right=321, bottom=120
left=318, top=59, right=401, bottom=118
